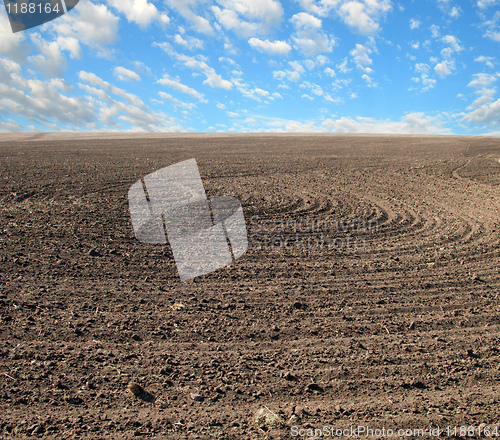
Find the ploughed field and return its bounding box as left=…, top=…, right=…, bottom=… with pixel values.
left=1, top=133, right=500, bottom=439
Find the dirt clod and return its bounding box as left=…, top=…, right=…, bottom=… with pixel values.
left=127, top=383, right=145, bottom=397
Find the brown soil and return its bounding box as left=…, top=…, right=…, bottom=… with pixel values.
left=1, top=134, right=500, bottom=439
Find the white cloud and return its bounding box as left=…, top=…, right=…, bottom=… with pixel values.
left=231, top=75, right=272, bottom=101
left=158, top=91, right=197, bottom=110
left=79, top=72, right=181, bottom=131
left=177, top=54, right=233, bottom=89
left=47, top=1, right=119, bottom=58
left=106, top=0, right=169, bottom=27
left=434, top=61, right=452, bottom=77
left=430, top=25, right=440, bottom=39
left=430, top=34, right=463, bottom=78
left=292, top=11, right=323, bottom=29
left=294, top=0, right=339, bottom=17
left=300, top=81, right=324, bottom=96
left=467, top=73, right=499, bottom=89
left=79, top=71, right=110, bottom=89
left=213, top=0, right=284, bottom=38
left=248, top=38, right=292, bottom=55
left=325, top=94, right=341, bottom=103
left=338, top=0, right=392, bottom=35
left=114, top=66, right=141, bottom=81
left=219, top=56, right=238, bottom=65
left=163, top=0, right=213, bottom=34
left=273, top=61, right=305, bottom=82
left=154, top=44, right=233, bottom=90
left=0, top=119, right=25, bottom=132
left=243, top=112, right=450, bottom=134
left=441, top=34, right=463, bottom=53
left=254, top=88, right=269, bottom=97
left=481, top=11, right=500, bottom=42
left=411, top=63, right=436, bottom=92
left=436, top=0, right=461, bottom=18
left=462, top=89, right=500, bottom=126
left=350, top=43, right=372, bottom=71
left=0, top=13, right=29, bottom=63
left=27, top=34, right=80, bottom=77
left=296, top=0, right=392, bottom=35
left=410, top=18, right=421, bottom=29
left=460, top=73, right=500, bottom=127
left=337, top=57, right=350, bottom=73
left=325, top=67, right=336, bottom=76
left=290, top=12, right=334, bottom=56
left=477, top=0, right=500, bottom=7
left=449, top=6, right=461, bottom=18
left=322, top=113, right=450, bottom=134
left=174, top=34, right=205, bottom=50
left=0, top=60, right=178, bottom=132
left=157, top=75, right=207, bottom=102
left=474, top=56, right=495, bottom=68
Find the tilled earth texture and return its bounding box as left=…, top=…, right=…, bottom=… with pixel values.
left=1, top=133, right=500, bottom=440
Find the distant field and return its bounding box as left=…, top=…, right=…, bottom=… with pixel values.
left=1, top=134, right=500, bottom=439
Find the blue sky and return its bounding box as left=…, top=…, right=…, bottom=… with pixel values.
left=0, top=0, right=499, bottom=134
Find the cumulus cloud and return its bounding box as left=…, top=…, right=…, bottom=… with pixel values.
left=462, top=77, right=500, bottom=126
left=0, top=60, right=178, bottom=132
left=460, top=74, right=500, bottom=127
left=164, top=0, right=213, bottom=34
left=295, top=0, right=392, bottom=35
left=0, top=60, right=92, bottom=128
left=467, top=73, right=499, bottom=89
left=114, top=66, right=141, bottom=81
left=243, top=112, right=450, bottom=134
left=290, top=12, right=334, bottom=56
left=474, top=55, right=495, bottom=68
left=154, top=43, right=232, bottom=90
left=300, top=81, right=324, bottom=97
left=0, top=14, right=30, bottom=63
left=47, top=1, right=119, bottom=58
left=230, top=75, right=273, bottom=101
left=27, top=34, right=80, bottom=77
left=105, top=0, right=169, bottom=27
left=411, top=63, right=436, bottom=92
left=273, top=60, right=306, bottom=83
left=434, top=61, right=452, bottom=77
left=325, top=67, right=336, bottom=77
left=157, top=75, right=207, bottom=102
left=431, top=34, right=463, bottom=78
left=174, top=34, right=205, bottom=50
left=294, top=0, right=339, bottom=17
left=158, top=91, right=197, bottom=110
left=322, top=113, right=450, bottom=134
left=248, top=38, right=292, bottom=55
left=213, top=0, right=284, bottom=38
left=350, top=43, right=372, bottom=71
left=430, top=25, right=440, bottom=39
left=477, top=0, right=500, bottom=8
left=480, top=11, right=500, bottom=42
left=410, top=18, right=421, bottom=29
left=176, top=54, right=233, bottom=89
left=436, top=0, right=462, bottom=18
left=337, top=0, right=392, bottom=35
